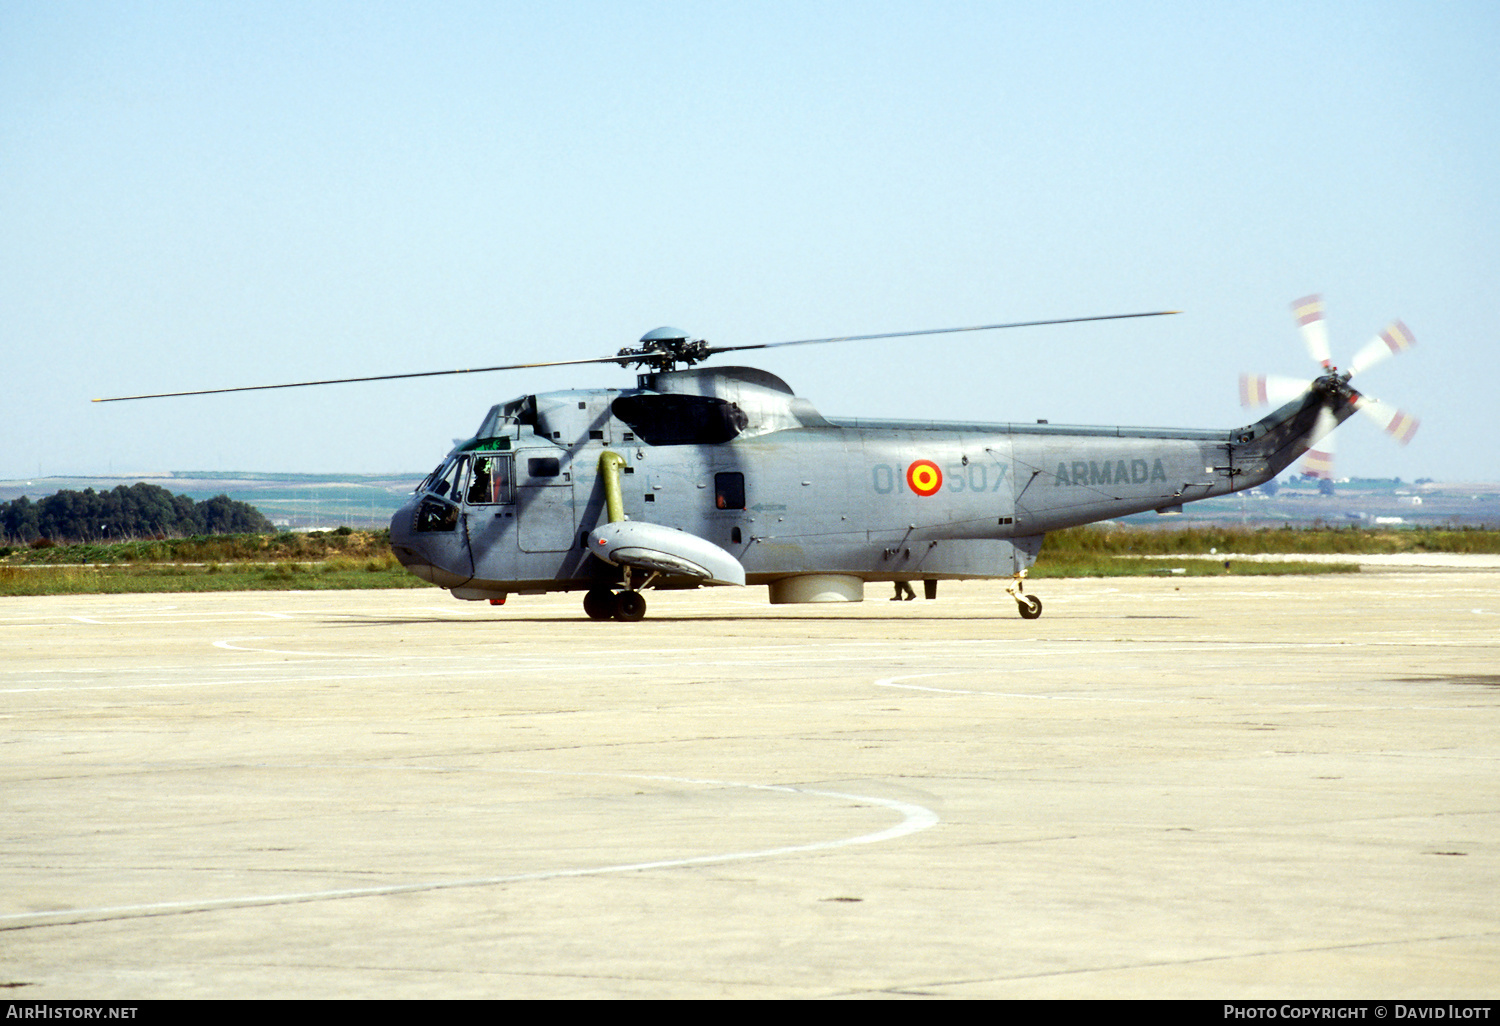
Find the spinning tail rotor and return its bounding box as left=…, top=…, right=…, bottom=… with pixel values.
left=1240, top=295, right=1420, bottom=484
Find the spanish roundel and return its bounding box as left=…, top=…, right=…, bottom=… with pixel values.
left=906, top=459, right=943, bottom=497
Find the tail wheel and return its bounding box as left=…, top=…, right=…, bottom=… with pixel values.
left=613, top=590, right=647, bottom=622
left=1017, top=595, right=1043, bottom=619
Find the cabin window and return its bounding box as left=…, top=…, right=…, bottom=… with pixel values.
left=714, top=472, right=746, bottom=510
left=527, top=457, right=561, bottom=478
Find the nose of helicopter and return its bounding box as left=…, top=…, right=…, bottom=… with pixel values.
left=388, top=496, right=467, bottom=586
left=387, top=497, right=427, bottom=574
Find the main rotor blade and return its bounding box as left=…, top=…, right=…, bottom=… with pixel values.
left=702, top=310, right=1181, bottom=358
left=92, top=309, right=1180, bottom=402
left=91, top=353, right=648, bottom=402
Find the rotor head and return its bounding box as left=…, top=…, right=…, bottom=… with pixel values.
left=614, top=327, right=714, bottom=372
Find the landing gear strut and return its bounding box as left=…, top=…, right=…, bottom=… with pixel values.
left=1006, top=571, right=1043, bottom=619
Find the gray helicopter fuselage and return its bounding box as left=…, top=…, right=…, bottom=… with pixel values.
left=388, top=365, right=1343, bottom=602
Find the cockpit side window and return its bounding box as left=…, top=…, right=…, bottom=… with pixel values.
left=467, top=455, right=514, bottom=504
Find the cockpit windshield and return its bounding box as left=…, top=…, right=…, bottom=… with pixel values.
left=416, top=462, right=444, bottom=495
left=419, top=456, right=468, bottom=499
left=418, top=453, right=515, bottom=506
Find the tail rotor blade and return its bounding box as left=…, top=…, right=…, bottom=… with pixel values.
left=1301, top=406, right=1339, bottom=479
left=1302, top=447, right=1335, bottom=480
left=1262, top=296, right=1417, bottom=480
left=1239, top=374, right=1267, bottom=407
left=1348, top=320, right=1416, bottom=378
left=1240, top=373, right=1312, bottom=408
left=1354, top=395, right=1420, bottom=445
left=1292, top=294, right=1333, bottom=369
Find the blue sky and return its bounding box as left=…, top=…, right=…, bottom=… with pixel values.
left=4, top=1, right=1496, bottom=482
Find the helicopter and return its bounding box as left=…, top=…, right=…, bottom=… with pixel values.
left=96, top=299, right=1417, bottom=621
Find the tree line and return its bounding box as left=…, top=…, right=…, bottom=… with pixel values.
left=0, top=483, right=273, bottom=544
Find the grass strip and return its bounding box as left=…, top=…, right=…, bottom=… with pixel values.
left=6, top=524, right=1492, bottom=596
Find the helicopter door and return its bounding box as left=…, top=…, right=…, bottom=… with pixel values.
left=516, top=451, right=576, bottom=553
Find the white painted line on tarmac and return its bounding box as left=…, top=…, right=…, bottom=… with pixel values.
left=871, top=672, right=1472, bottom=711
left=9, top=610, right=295, bottom=627
left=0, top=667, right=499, bottom=694
left=874, top=672, right=1170, bottom=703
left=0, top=645, right=1020, bottom=693
left=0, top=654, right=963, bottom=694
left=212, top=637, right=391, bottom=657
left=0, top=769, right=939, bottom=930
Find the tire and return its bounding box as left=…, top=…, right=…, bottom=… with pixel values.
left=613, top=590, right=647, bottom=622
left=1017, top=595, right=1043, bottom=619
left=583, top=588, right=615, bottom=621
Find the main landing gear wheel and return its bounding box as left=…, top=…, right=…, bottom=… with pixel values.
left=613, top=590, right=647, bottom=622
left=583, top=588, right=616, bottom=621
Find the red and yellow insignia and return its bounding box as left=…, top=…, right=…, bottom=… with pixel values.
left=906, top=459, right=943, bottom=497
